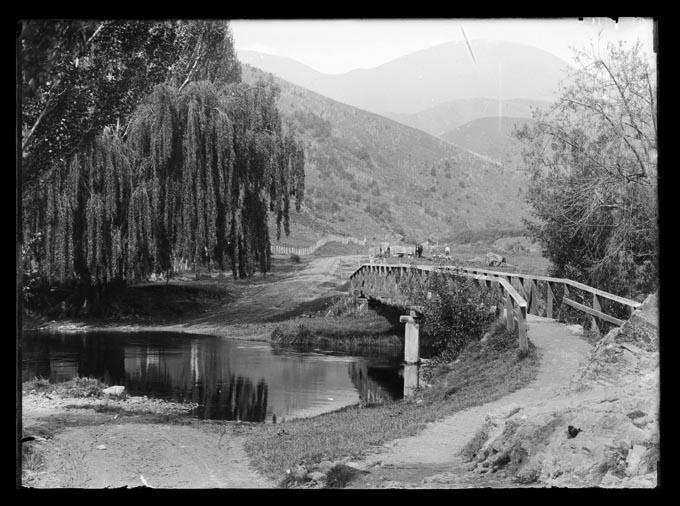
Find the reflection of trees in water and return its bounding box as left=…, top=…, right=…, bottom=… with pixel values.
left=347, top=361, right=403, bottom=404
left=199, top=375, right=268, bottom=422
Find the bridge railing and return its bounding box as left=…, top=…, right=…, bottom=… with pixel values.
left=349, top=263, right=530, bottom=352
left=445, top=265, right=641, bottom=334
left=349, top=263, right=642, bottom=353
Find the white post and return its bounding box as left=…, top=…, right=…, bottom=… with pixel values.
left=403, top=363, right=420, bottom=398
left=400, top=310, right=420, bottom=364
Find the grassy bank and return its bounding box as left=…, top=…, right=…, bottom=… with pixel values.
left=244, top=321, right=540, bottom=483
left=270, top=295, right=406, bottom=352
left=271, top=313, right=402, bottom=350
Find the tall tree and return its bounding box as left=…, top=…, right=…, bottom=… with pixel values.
left=516, top=40, right=657, bottom=297
left=22, top=21, right=305, bottom=314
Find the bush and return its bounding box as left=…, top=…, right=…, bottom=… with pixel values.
left=290, top=254, right=301, bottom=263
left=419, top=272, right=496, bottom=357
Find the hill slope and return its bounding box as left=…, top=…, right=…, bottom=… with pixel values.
left=241, top=65, right=528, bottom=245
left=240, top=40, right=568, bottom=116
left=440, top=116, right=535, bottom=163
left=386, top=98, right=547, bottom=137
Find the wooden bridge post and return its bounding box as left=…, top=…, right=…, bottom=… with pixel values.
left=505, top=295, right=514, bottom=331
left=546, top=281, right=554, bottom=319
left=400, top=310, right=421, bottom=364
left=591, top=294, right=601, bottom=335
left=518, top=305, right=528, bottom=354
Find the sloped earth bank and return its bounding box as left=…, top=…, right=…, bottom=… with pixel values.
left=347, top=293, right=659, bottom=488
left=21, top=255, right=363, bottom=489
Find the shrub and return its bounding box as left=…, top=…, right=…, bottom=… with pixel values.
left=418, top=272, right=496, bottom=357
left=325, top=464, right=362, bottom=488
left=290, top=253, right=301, bottom=264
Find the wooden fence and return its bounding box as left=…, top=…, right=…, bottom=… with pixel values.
left=270, top=234, right=367, bottom=257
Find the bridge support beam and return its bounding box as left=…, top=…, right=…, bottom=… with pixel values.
left=400, top=310, right=421, bottom=364
left=403, top=363, right=420, bottom=398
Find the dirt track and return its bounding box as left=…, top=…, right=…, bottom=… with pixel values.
left=348, top=315, right=592, bottom=488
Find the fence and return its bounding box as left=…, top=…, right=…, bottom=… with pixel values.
left=270, top=234, right=367, bottom=257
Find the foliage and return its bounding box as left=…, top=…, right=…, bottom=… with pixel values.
left=21, top=21, right=305, bottom=314
left=515, top=41, right=657, bottom=298
left=20, top=20, right=239, bottom=191
left=400, top=271, right=497, bottom=357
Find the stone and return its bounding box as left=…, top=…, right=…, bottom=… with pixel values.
left=566, top=324, right=584, bottom=336
left=103, top=385, right=126, bottom=397
left=308, top=471, right=326, bottom=482
left=625, top=444, right=648, bottom=476
left=96, top=445, right=107, bottom=450
left=291, top=464, right=307, bottom=479
left=316, top=460, right=334, bottom=473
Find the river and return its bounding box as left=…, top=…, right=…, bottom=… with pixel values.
left=21, top=330, right=410, bottom=423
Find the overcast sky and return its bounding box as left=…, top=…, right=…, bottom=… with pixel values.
left=230, top=18, right=655, bottom=74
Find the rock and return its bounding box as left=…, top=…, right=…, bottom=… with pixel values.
left=480, top=332, right=492, bottom=344
left=291, top=464, right=307, bottom=479
left=102, top=385, right=126, bottom=397
left=316, top=460, right=334, bottom=473
left=345, top=461, right=368, bottom=471
left=625, top=444, right=647, bottom=476
left=566, top=324, right=584, bottom=336
left=96, top=445, right=107, bottom=450
left=308, top=471, right=326, bottom=482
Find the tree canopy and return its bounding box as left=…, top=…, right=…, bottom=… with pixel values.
left=20, top=20, right=305, bottom=313
left=516, top=40, right=657, bottom=297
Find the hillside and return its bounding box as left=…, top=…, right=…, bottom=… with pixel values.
left=239, top=40, right=568, bottom=116
left=386, top=98, right=547, bottom=137
left=241, top=65, right=529, bottom=246
left=440, top=116, right=535, bottom=163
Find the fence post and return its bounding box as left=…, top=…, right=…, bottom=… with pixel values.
left=506, top=295, right=514, bottom=331
left=518, top=305, right=528, bottom=353
left=546, top=281, right=554, bottom=319
left=592, top=294, right=601, bottom=335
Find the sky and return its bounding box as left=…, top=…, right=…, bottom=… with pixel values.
left=230, top=18, right=655, bottom=74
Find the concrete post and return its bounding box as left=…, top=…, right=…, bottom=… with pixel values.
left=403, top=363, right=420, bottom=398
left=400, top=310, right=420, bottom=364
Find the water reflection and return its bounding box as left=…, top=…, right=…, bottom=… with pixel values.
left=22, top=331, right=405, bottom=422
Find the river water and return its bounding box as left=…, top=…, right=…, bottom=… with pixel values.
left=21, top=331, right=408, bottom=423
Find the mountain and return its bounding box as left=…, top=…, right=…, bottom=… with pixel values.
left=239, top=40, right=569, bottom=116
left=441, top=116, right=536, bottom=164
left=385, top=97, right=549, bottom=137
left=241, top=65, right=529, bottom=245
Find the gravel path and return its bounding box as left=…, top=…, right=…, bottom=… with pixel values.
left=350, top=315, right=592, bottom=487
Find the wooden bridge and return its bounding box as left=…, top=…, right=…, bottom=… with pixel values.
left=349, top=263, right=642, bottom=360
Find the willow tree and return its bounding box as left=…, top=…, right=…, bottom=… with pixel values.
left=23, top=21, right=305, bottom=315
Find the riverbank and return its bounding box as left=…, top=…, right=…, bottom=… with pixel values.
left=21, top=383, right=272, bottom=488
left=243, top=322, right=540, bottom=487
left=22, top=255, right=366, bottom=339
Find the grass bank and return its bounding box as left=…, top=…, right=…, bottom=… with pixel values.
left=244, top=320, right=540, bottom=483
left=270, top=296, right=405, bottom=352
